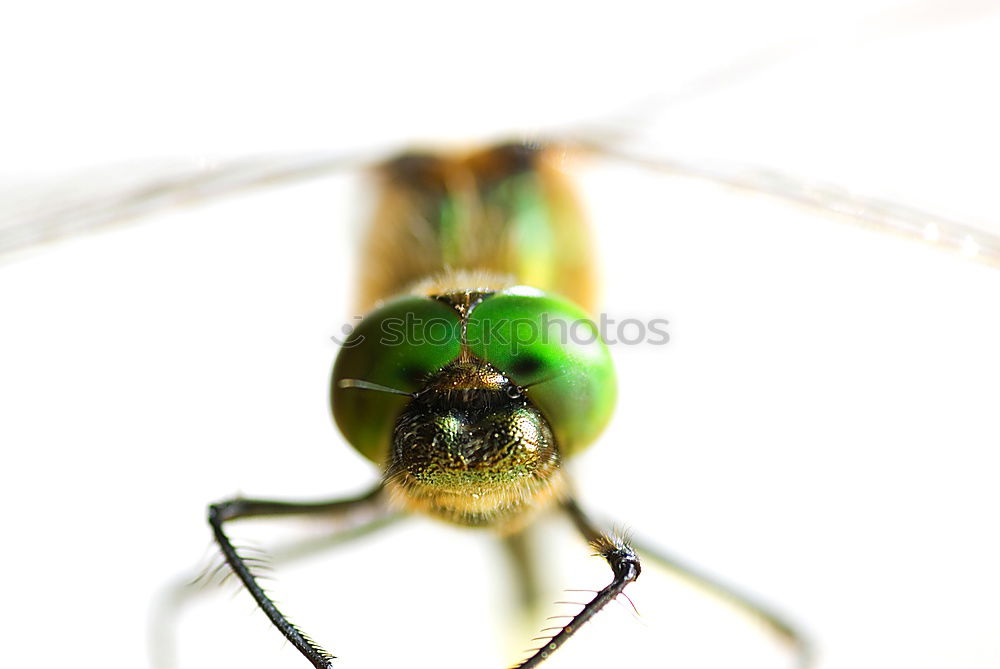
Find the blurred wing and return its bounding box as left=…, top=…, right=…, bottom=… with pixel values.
left=6, top=141, right=1000, bottom=271
left=583, top=141, right=1000, bottom=268
left=0, top=151, right=376, bottom=258
left=7, top=5, right=997, bottom=262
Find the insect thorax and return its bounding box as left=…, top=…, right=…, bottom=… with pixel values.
left=355, top=142, right=597, bottom=314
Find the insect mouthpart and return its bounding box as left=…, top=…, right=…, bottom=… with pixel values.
left=385, top=359, right=565, bottom=532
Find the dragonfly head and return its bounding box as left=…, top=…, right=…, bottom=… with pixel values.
left=330, top=290, right=618, bottom=530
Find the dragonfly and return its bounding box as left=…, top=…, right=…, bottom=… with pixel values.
left=1, top=2, right=1000, bottom=662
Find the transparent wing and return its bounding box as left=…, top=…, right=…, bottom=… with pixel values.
left=578, top=140, right=1000, bottom=268
left=5, top=141, right=1000, bottom=270
left=8, top=4, right=996, bottom=262
left=0, top=150, right=377, bottom=258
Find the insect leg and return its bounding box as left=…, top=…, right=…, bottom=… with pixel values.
left=206, top=484, right=389, bottom=669
left=625, top=531, right=815, bottom=669
left=565, top=498, right=814, bottom=669
left=513, top=498, right=641, bottom=669
left=502, top=527, right=543, bottom=613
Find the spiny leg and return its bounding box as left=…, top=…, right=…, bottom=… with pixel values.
left=567, top=499, right=814, bottom=669
left=207, top=484, right=389, bottom=669
left=502, top=527, right=543, bottom=613
left=153, top=503, right=400, bottom=669
left=626, top=533, right=814, bottom=669
left=514, top=499, right=641, bottom=669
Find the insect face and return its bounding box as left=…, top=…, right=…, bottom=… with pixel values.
left=386, top=359, right=563, bottom=531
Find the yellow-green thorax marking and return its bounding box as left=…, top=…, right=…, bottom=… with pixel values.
left=354, top=143, right=597, bottom=313
left=331, top=144, right=615, bottom=532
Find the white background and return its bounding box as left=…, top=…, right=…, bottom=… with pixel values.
left=1, top=2, right=999, bottom=669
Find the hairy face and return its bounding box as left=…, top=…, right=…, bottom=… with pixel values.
left=385, top=359, right=564, bottom=531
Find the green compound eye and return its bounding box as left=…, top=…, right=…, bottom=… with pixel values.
left=332, top=296, right=462, bottom=464
left=466, top=290, right=616, bottom=456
